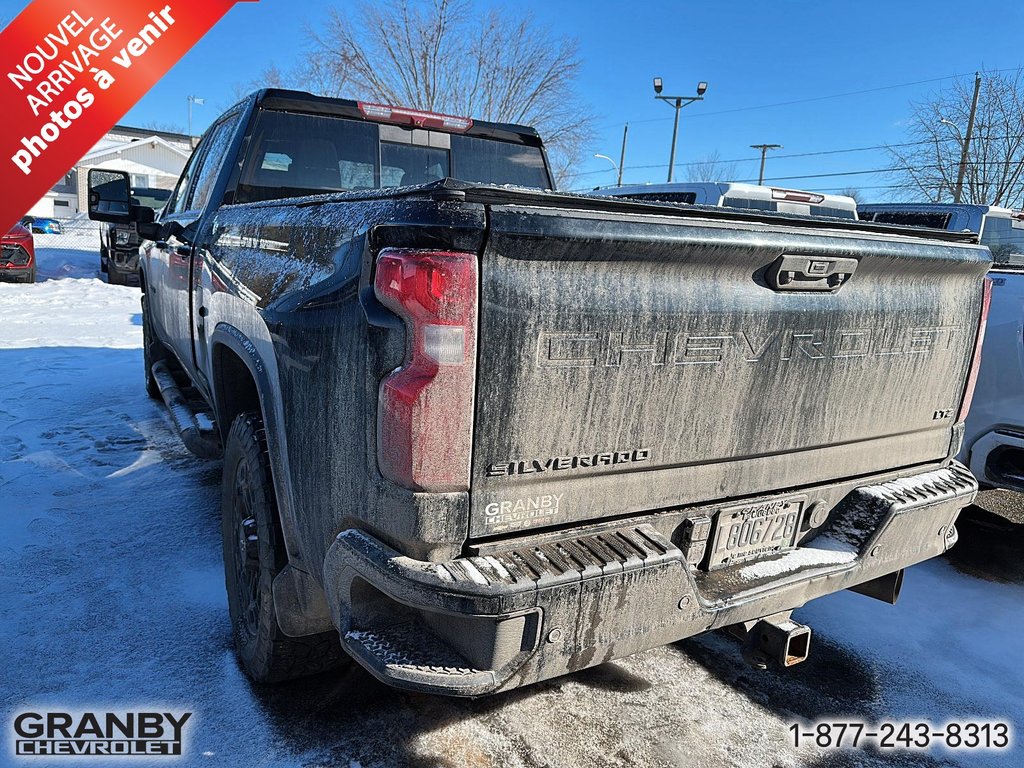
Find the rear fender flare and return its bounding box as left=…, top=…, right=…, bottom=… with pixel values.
left=210, top=322, right=305, bottom=573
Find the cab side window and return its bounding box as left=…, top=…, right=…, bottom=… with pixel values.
left=164, top=112, right=240, bottom=216
left=187, top=115, right=241, bottom=212
left=166, top=143, right=203, bottom=216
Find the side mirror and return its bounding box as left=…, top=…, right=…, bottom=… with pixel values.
left=88, top=169, right=132, bottom=224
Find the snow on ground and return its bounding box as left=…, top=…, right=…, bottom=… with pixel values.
left=1, top=233, right=1022, bottom=768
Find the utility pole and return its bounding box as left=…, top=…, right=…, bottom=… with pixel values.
left=617, top=124, right=628, bottom=187
left=654, top=78, right=708, bottom=183
left=954, top=72, right=982, bottom=204
left=751, top=144, right=782, bottom=185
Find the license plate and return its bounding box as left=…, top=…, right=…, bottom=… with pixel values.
left=707, top=497, right=804, bottom=569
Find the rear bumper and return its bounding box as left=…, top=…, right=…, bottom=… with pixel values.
left=322, top=462, right=977, bottom=696
left=0, top=264, right=34, bottom=280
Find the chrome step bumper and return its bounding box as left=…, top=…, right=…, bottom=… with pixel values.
left=322, top=462, right=977, bottom=696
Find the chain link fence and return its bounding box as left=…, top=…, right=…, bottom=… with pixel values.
left=20, top=214, right=111, bottom=283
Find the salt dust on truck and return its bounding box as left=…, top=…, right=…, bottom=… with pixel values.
left=87, top=89, right=990, bottom=696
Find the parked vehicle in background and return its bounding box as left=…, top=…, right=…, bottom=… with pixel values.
left=89, top=89, right=988, bottom=697
left=859, top=203, right=1024, bottom=266
left=860, top=204, right=1024, bottom=523
left=964, top=265, right=1024, bottom=523
left=99, top=187, right=171, bottom=285
left=0, top=223, right=36, bottom=283
left=20, top=216, right=62, bottom=235
left=592, top=182, right=859, bottom=219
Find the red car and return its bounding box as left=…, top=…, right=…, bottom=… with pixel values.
left=1, top=223, right=36, bottom=283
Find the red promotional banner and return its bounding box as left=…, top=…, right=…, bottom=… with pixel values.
left=0, top=0, right=256, bottom=230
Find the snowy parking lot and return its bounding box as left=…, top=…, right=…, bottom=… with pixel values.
left=2, top=228, right=1023, bottom=768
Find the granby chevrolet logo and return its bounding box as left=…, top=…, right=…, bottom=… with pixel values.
left=12, top=710, right=192, bottom=757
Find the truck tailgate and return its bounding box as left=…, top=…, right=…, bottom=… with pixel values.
left=470, top=204, right=990, bottom=538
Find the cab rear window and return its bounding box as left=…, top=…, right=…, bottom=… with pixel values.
left=234, top=109, right=550, bottom=204
left=859, top=211, right=954, bottom=230
left=620, top=192, right=698, bottom=205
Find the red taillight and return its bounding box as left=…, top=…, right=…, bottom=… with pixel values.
left=358, top=102, right=474, bottom=133
left=957, top=276, right=993, bottom=422
left=374, top=248, right=478, bottom=491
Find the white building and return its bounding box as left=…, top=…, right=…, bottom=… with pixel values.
left=28, top=125, right=195, bottom=219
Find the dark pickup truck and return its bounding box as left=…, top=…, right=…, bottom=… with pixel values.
left=88, top=89, right=990, bottom=696
left=99, top=186, right=172, bottom=285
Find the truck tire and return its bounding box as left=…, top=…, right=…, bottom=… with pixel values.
left=108, top=265, right=125, bottom=286
left=221, top=412, right=346, bottom=683
left=141, top=294, right=165, bottom=401
left=100, top=245, right=108, bottom=273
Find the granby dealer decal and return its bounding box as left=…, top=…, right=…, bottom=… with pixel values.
left=0, top=0, right=256, bottom=230
left=484, top=449, right=651, bottom=528
left=11, top=710, right=192, bottom=757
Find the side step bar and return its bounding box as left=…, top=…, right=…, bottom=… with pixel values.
left=151, top=361, right=221, bottom=459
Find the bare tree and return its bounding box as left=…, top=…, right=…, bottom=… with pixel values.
left=837, top=187, right=865, bottom=204
left=143, top=120, right=186, bottom=135
left=886, top=69, right=1024, bottom=207
left=684, top=151, right=739, bottom=183
left=229, top=63, right=289, bottom=103
left=288, top=0, right=594, bottom=186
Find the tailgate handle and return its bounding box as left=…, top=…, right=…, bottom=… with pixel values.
left=767, top=255, right=858, bottom=293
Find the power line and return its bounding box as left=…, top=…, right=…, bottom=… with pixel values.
left=595, top=67, right=1023, bottom=130
left=582, top=67, right=1024, bottom=185
left=577, top=142, right=907, bottom=178
left=745, top=167, right=910, bottom=183
left=573, top=133, right=1024, bottom=180
left=573, top=140, right=909, bottom=178
left=570, top=161, right=1024, bottom=192
left=804, top=184, right=908, bottom=192
left=569, top=167, right=902, bottom=191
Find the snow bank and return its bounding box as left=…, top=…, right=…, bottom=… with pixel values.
left=1, top=221, right=141, bottom=350
left=32, top=217, right=106, bottom=282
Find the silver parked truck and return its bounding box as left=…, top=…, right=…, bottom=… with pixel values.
left=862, top=203, right=1024, bottom=521
left=86, top=90, right=990, bottom=696
left=591, top=182, right=859, bottom=219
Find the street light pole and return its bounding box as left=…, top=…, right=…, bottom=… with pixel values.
left=750, top=143, right=782, bottom=185
left=667, top=99, right=682, bottom=183
left=594, top=153, right=619, bottom=185
left=654, top=78, right=708, bottom=183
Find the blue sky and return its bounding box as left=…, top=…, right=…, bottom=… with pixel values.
left=4, top=0, right=1023, bottom=199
